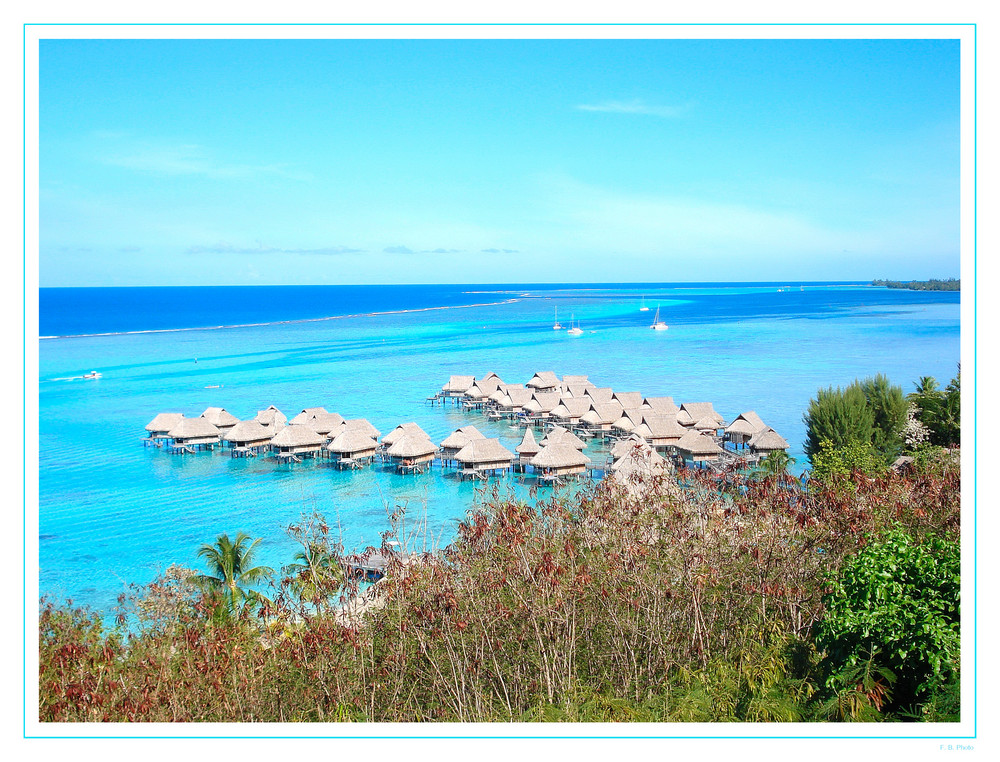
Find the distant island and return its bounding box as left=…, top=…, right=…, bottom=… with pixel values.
left=872, top=278, right=960, bottom=291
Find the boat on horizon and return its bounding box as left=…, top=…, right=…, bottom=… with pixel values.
left=640, top=295, right=649, bottom=312
left=552, top=306, right=563, bottom=330
left=567, top=315, right=583, bottom=335
left=649, top=306, right=668, bottom=331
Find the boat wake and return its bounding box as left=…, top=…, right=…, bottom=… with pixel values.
left=39, top=298, right=520, bottom=340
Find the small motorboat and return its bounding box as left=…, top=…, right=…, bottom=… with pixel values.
left=83, top=371, right=102, bottom=379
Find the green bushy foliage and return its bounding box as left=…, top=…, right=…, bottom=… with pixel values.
left=814, top=528, right=960, bottom=717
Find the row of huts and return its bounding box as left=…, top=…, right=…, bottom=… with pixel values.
left=433, top=371, right=790, bottom=468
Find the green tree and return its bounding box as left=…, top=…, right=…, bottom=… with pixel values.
left=192, top=532, right=274, bottom=618
left=803, top=383, right=874, bottom=460
left=814, top=528, right=960, bottom=716
left=810, top=439, right=886, bottom=482
left=859, top=374, right=907, bottom=463
left=908, top=370, right=961, bottom=448
left=283, top=513, right=344, bottom=615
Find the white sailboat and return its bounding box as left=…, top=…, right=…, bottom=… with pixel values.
left=552, top=306, right=563, bottom=330
left=649, top=306, right=668, bottom=330
left=567, top=314, right=583, bottom=335
left=639, top=295, right=649, bottom=312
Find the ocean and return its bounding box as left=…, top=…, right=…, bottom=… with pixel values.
left=37, top=282, right=961, bottom=615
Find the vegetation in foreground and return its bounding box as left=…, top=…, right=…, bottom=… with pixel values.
left=39, top=448, right=960, bottom=723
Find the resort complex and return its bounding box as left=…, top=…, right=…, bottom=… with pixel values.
left=143, top=370, right=790, bottom=486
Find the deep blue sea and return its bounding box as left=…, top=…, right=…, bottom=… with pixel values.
left=37, top=282, right=961, bottom=615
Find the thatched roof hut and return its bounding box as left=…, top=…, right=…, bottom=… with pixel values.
left=562, top=374, right=590, bottom=387
left=270, top=424, right=325, bottom=455
left=676, top=403, right=724, bottom=427
left=289, top=407, right=328, bottom=425
left=473, top=375, right=504, bottom=395
left=515, top=427, right=541, bottom=458
left=540, top=426, right=587, bottom=450
left=342, top=418, right=381, bottom=439
left=386, top=433, right=437, bottom=467
left=327, top=429, right=379, bottom=459
left=725, top=411, right=768, bottom=445
left=749, top=428, right=790, bottom=453
left=145, top=412, right=185, bottom=437
left=632, top=415, right=686, bottom=448
left=674, top=430, right=723, bottom=462
left=611, top=409, right=645, bottom=435
left=255, top=405, right=287, bottom=428
left=526, top=371, right=560, bottom=391
left=497, top=386, right=533, bottom=411
left=580, top=401, right=626, bottom=430
left=200, top=407, right=239, bottom=432
left=454, top=438, right=515, bottom=472
left=584, top=387, right=615, bottom=404
left=693, top=415, right=721, bottom=433
left=611, top=447, right=670, bottom=478
left=439, top=426, right=486, bottom=460
left=561, top=383, right=594, bottom=398
left=441, top=375, right=476, bottom=395
left=304, top=412, right=346, bottom=437
left=550, top=398, right=592, bottom=424
left=382, top=422, right=429, bottom=447
left=223, top=420, right=273, bottom=447
left=523, top=392, right=562, bottom=417
left=530, top=444, right=591, bottom=476
left=167, top=417, right=221, bottom=445
left=612, top=391, right=644, bottom=409
left=642, top=396, right=679, bottom=416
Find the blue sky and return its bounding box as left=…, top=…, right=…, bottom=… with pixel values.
left=38, top=37, right=961, bottom=286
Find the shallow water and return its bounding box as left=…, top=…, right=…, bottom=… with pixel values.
left=37, top=282, right=960, bottom=613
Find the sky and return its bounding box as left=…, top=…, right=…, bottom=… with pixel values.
left=37, top=37, right=961, bottom=286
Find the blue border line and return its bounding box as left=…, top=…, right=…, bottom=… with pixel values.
left=24, top=23, right=976, bottom=741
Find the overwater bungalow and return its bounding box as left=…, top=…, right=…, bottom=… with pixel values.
left=676, top=402, right=725, bottom=428
left=303, top=412, right=346, bottom=439
left=255, top=405, right=288, bottom=429
left=453, top=438, right=515, bottom=479
left=327, top=429, right=379, bottom=468
left=342, top=418, right=381, bottom=440
left=561, top=374, right=590, bottom=387
left=199, top=407, right=239, bottom=435
left=515, top=427, right=541, bottom=470
left=269, top=424, right=325, bottom=461
left=289, top=407, right=329, bottom=425
left=631, top=415, right=687, bottom=451
left=540, top=426, right=587, bottom=450
left=693, top=416, right=723, bottom=435
left=611, top=409, right=646, bottom=437
left=641, top=396, right=680, bottom=416
left=748, top=427, right=790, bottom=455
left=673, top=429, right=724, bottom=465
left=583, top=387, right=615, bottom=404
left=530, top=443, right=591, bottom=481
left=144, top=412, right=185, bottom=442
left=440, top=375, right=476, bottom=399
left=549, top=398, right=592, bottom=426
left=166, top=418, right=221, bottom=453
left=495, top=386, right=533, bottom=415
left=386, top=433, right=437, bottom=473
left=561, top=383, right=594, bottom=399
left=521, top=391, right=562, bottom=422
left=439, top=426, right=486, bottom=463
left=611, top=391, right=644, bottom=410
left=223, top=420, right=274, bottom=456
left=580, top=401, right=626, bottom=434
left=382, top=422, right=430, bottom=448
left=462, top=383, right=492, bottom=408
left=724, top=411, right=768, bottom=447
left=526, top=371, right=560, bottom=391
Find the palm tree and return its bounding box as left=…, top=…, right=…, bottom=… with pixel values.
left=192, top=532, right=274, bottom=616
left=283, top=542, right=342, bottom=614
left=758, top=450, right=796, bottom=482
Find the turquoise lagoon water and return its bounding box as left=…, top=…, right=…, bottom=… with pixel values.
left=37, top=283, right=960, bottom=614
